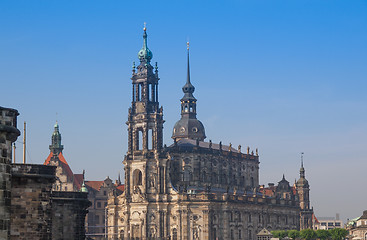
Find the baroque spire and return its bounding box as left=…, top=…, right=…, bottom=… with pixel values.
left=137, top=23, right=153, bottom=64
left=182, top=42, right=195, bottom=99
left=172, top=42, right=206, bottom=141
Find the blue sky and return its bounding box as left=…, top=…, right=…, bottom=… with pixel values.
left=1, top=0, right=366, bottom=222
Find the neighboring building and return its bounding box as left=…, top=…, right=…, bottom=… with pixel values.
left=0, top=106, right=90, bottom=240
left=107, top=28, right=313, bottom=240
left=85, top=176, right=124, bottom=239
left=44, top=122, right=83, bottom=191
left=257, top=228, right=273, bottom=240
left=349, top=210, right=367, bottom=240
left=313, top=214, right=343, bottom=230
left=43, top=121, right=125, bottom=240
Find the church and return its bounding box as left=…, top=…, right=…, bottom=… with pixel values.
left=107, top=27, right=313, bottom=240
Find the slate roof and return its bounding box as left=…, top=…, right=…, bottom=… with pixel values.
left=85, top=181, right=104, bottom=191
left=169, top=138, right=239, bottom=152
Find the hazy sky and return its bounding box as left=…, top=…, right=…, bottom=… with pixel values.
left=1, top=0, right=366, bottom=222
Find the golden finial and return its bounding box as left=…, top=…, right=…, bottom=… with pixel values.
left=143, top=22, right=147, bottom=31
left=187, top=41, right=190, bottom=50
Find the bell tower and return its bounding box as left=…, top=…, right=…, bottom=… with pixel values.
left=296, top=153, right=313, bottom=229
left=124, top=26, right=166, bottom=201
left=127, top=26, right=164, bottom=153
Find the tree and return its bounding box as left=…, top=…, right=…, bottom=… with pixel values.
left=272, top=230, right=288, bottom=239
left=288, top=230, right=300, bottom=240
left=316, top=229, right=331, bottom=240
left=329, top=228, right=348, bottom=240
left=300, top=229, right=317, bottom=240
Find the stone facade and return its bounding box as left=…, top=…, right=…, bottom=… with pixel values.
left=51, top=191, right=91, bottom=240
left=10, top=163, right=90, bottom=240
left=10, top=164, right=55, bottom=240
left=1, top=106, right=90, bottom=240
left=349, top=210, right=367, bottom=240
left=107, top=28, right=313, bottom=240
left=44, top=122, right=83, bottom=192
left=0, top=107, right=20, bottom=240
left=85, top=177, right=124, bottom=239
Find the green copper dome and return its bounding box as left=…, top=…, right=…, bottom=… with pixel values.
left=138, top=28, right=153, bottom=63
left=80, top=181, right=88, bottom=193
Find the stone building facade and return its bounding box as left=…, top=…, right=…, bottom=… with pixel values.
left=85, top=176, right=124, bottom=239
left=349, top=210, right=367, bottom=240
left=1, top=106, right=90, bottom=240
left=44, top=122, right=83, bottom=192
left=0, top=107, right=20, bottom=240
left=107, top=28, right=313, bottom=240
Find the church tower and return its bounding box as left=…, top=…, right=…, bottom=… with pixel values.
left=124, top=25, right=166, bottom=200
left=172, top=42, right=206, bottom=141
left=296, top=154, right=313, bottom=229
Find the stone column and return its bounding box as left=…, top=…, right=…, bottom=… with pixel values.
left=0, top=107, right=20, bottom=240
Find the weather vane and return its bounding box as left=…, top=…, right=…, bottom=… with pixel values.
left=143, top=22, right=146, bottom=31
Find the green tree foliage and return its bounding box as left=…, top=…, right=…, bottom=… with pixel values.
left=272, top=230, right=288, bottom=239
left=300, top=229, right=317, bottom=240
left=288, top=230, right=300, bottom=239
left=329, top=228, right=348, bottom=240
left=316, top=229, right=331, bottom=240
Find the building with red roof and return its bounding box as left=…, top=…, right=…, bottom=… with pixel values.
left=43, top=122, right=83, bottom=191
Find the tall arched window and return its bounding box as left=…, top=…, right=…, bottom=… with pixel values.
left=172, top=228, right=178, bottom=240
left=202, top=171, right=207, bottom=182
left=184, top=167, right=191, bottom=182
left=212, top=172, right=218, bottom=184
left=133, top=169, right=142, bottom=186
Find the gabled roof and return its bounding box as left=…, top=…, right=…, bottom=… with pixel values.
left=257, top=228, right=272, bottom=236
left=116, top=184, right=125, bottom=192
left=313, top=214, right=320, bottom=224
left=85, top=181, right=104, bottom=191
left=74, top=174, right=84, bottom=188
left=44, top=152, right=81, bottom=189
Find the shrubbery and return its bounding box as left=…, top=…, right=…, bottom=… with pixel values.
left=270, top=228, right=348, bottom=240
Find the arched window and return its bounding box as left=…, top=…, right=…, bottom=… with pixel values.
left=172, top=228, right=178, bottom=240
left=230, top=229, right=234, bottom=240
left=137, top=130, right=143, bottom=150
left=184, top=167, right=191, bottom=182
left=213, top=228, right=217, bottom=240
left=212, top=172, right=217, bottom=184
left=251, top=177, right=254, bottom=187
left=120, top=230, right=124, bottom=240
left=202, top=171, right=207, bottom=182
left=133, top=169, right=142, bottom=186
left=222, top=174, right=227, bottom=184
left=148, top=129, right=153, bottom=150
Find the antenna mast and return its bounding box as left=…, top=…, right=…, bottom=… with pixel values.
left=23, top=121, right=26, bottom=164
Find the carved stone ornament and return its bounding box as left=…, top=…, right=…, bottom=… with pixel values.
left=132, top=186, right=145, bottom=202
